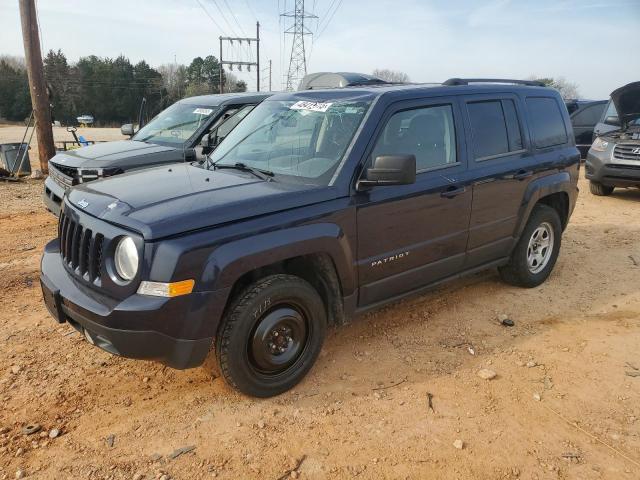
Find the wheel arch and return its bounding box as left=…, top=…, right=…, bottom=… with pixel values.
left=205, top=223, right=356, bottom=327
left=515, top=172, right=573, bottom=239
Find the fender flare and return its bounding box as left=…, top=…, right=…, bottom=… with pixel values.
left=203, top=222, right=356, bottom=296
left=514, top=171, right=571, bottom=239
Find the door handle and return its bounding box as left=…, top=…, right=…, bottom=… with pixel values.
left=513, top=170, right=533, bottom=181
left=440, top=185, right=466, bottom=198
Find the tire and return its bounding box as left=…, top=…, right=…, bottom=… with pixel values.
left=499, top=204, right=562, bottom=288
left=589, top=181, right=614, bottom=196
left=215, top=274, right=327, bottom=397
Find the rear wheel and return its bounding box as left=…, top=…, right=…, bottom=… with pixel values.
left=499, top=204, right=562, bottom=288
left=215, top=274, right=326, bottom=397
left=589, top=181, right=614, bottom=196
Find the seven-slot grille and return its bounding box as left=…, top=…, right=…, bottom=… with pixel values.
left=49, top=162, right=78, bottom=188
left=613, top=144, right=640, bottom=161
left=50, top=162, right=78, bottom=178
left=58, top=211, right=104, bottom=282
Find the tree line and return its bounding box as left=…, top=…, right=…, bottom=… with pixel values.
left=0, top=50, right=247, bottom=126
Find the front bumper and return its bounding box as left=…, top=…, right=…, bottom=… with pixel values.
left=43, top=176, right=65, bottom=217
left=40, top=238, right=228, bottom=369
left=585, top=150, right=640, bottom=187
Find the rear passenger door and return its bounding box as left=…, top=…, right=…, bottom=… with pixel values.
left=462, top=94, right=534, bottom=268
left=355, top=97, right=472, bottom=307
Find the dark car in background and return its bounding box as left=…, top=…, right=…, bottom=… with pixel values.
left=40, top=76, right=579, bottom=397
left=586, top=81, right=640, bottom=195
left=565, top=100, right=607, bottom=158
left=592, top=98, right=627, bottom=141
left=43, top=92, right=271, bottom=216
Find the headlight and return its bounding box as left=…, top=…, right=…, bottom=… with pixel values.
left=591, top=137, right=609, bottom=152
left=114, top=236, right=138, bottom=281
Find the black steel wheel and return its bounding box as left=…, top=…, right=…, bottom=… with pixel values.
left=215, top=274, right=326, bottom=397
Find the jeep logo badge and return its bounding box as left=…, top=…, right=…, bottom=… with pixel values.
left=632, top=147, right=640, bottom=155
left=77, top=199, right=89, bottom=209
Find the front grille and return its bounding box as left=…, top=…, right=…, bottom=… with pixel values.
left=49, top=162, right=78, bottom=189
left=51, top=162, right=78, bottom=178
left=58, top=211, right=104, bottom=282
left=613, top=144, right=640, bottom=161
left=608, top=164, right=640, bottom=171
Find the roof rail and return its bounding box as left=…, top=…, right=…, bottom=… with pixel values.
left=443, top=78, right=546, bottom=87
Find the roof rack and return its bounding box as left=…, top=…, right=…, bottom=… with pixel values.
left=443, top=78, right=546, bottom=87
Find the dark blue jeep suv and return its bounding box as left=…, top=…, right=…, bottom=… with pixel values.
left=40, top=77, right=580, bottom=397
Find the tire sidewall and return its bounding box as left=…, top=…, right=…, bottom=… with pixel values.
left=216, top=275, right=327, bottom=397
left=513, top=206, right=562, bottom=287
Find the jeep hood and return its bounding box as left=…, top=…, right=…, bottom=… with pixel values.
left=611, top=81, right=640, bottom=128
left=50, top=141, right=178, bottom=168
left=65, top=163, right=334, bottom=240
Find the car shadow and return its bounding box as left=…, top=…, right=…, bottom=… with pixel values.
left=610, top=187, right=640, bottom=202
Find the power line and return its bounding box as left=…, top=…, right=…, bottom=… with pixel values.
left=244, top=0, right=258, bottom=22
left=209, top=0, right=239, bottom=37
left=221, top=0, right=248, bottom=36
left=194, top=0, right=227, bottom=35
left=315, top=0, right=343, bottom=40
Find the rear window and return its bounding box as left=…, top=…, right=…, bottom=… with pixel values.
left=526, top=97, right=568, bottom=148
left=467, top=99, right=523, bottom=159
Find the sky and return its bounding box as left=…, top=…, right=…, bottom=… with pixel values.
left=1, top=0, right=639, bottom=98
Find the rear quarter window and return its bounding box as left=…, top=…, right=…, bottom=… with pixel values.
left=526, top=97, right=568, bottom=148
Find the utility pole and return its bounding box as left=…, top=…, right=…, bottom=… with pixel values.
left=281, top=0, right=317, bottom=91
left=256, top=22, right=260, bottom=92
left=219, top=22, right=260, bottom=93
left=19, top=0, right=55, bottom=173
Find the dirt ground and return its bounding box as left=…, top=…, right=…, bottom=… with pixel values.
left=1, top=126, right=639, bottom=479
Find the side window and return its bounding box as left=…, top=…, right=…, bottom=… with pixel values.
left=602, top=100, right=619, bottom=125
left=526, top=97, right=568, bottom=148
left=371, top=104, right=457, bottom=171
left=214, top=105, right=255, bottom=142
left=502, top=100, right=523, bottom=151
left=572, top=104, right=605, bottom=127
left=565, top=102, right=579, bottom=115
left=467, top=99, right=522, bottom=159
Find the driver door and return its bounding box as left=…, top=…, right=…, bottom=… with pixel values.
left=355, top=98, right=471, bottom=307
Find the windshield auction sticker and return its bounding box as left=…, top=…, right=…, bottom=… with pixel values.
left=290, top=101, right=333, bottom=113
left=193, top=108, right=214, bottom=115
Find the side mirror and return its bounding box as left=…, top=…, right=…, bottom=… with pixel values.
left=121, top=124, right=135, bottom=137
left=183, top=148, right=197, bottom=161
left=200, top=133, right=212, bottom=147
left=604, top=115, right=620, bottom=126
left=357, top=155, right=416, bottom=190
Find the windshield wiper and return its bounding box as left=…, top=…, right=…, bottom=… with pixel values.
left=214, top=162, right=275, bottom=181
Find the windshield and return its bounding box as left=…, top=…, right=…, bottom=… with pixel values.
left=207, top=99, right=371, bottom=185
left=133, top=103, right=218, bottom=145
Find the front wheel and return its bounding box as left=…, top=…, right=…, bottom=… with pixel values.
left=499, top=204, right=562, bottom=288
left=589, top=181, right=614, bottom=196
left=215, top=274, right=327, bottom=397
